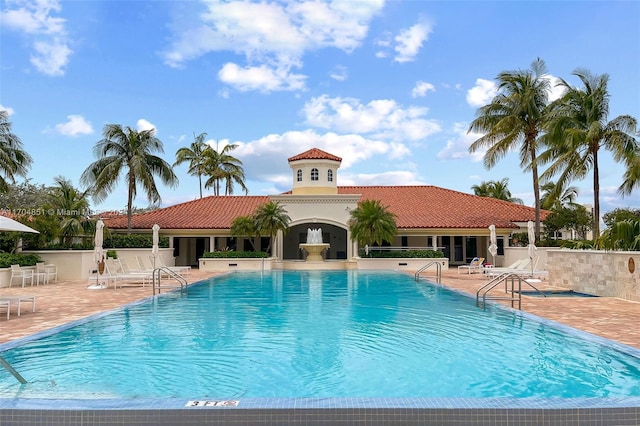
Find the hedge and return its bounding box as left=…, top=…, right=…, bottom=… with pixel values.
left=203, top=251, right=270, bottom=259
left=360, top=249, right=444, bottom=258
left=0, top=253, right=42, bottom=268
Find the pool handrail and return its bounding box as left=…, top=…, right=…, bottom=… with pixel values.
left=152, top=267, right=188, bottom=295
left=476, top=272, right=546, bottom=310
left=0, top=355, right=26, bottom=384
left=414, top=261, right=442, bottom=283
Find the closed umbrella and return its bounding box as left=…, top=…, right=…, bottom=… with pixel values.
left=89, top=220, right=106, bottom=289
left=152, top=224, right=160, bottom=268
left=527, top=220, right=537, bottom=275
left=488, top=224, right=498, bottom=266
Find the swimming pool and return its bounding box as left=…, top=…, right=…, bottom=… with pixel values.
left=1, top=270, right=639, bottom=402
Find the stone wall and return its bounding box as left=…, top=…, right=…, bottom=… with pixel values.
left=547, top=249, right=640, bottom=301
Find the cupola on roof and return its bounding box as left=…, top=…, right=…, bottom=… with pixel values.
left=288, top=147, right=341, bottom=195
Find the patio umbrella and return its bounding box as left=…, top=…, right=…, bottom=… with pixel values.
left=527, top=220, right=537, bottom=275
left=488, top=224, right=498, bottom=266
left=151, top=224, right=160, bottom=268
left=0, top=216, right=39, bottom=233
left=94, top=220, right=104, bottom=268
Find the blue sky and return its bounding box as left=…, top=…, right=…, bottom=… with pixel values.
left=1, top=0, right=639, bottom=217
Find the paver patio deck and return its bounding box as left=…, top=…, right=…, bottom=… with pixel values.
left=1, top=268, right=639, bottom=351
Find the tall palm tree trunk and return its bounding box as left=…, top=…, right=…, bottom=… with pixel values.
left=593, top=150, right=600, bottom=237
left=531, top=151, right=541, bottom=241
left=127, top=174, right=135, bottom=234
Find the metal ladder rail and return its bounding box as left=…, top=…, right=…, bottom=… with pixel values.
left=414, top=261, right=442, bottom=283
left=152, top=267, right=188, bottom=295
left=476, top=273, right=524, bottom=310
left=477, top=272, right=550, bottom=310
left=0, top=355, right=26, bottom=384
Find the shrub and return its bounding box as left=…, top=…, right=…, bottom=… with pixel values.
left=0, top=253, right=42, bottom=268
left=360, top=249, right=444, bottom=258
left=104, top=234, right=169, bottom=249
left=203, top=251, right=269, bottom=258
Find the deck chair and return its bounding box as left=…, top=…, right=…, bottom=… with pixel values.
left=152, top=256, right=191, bottom=276
left=10, top=265, right=34, bottom=288
left=107, top=259, right=151, bottom=287
left=457, top=257, right=484, bottom=274
left=483, top=259, right=526, bottom=277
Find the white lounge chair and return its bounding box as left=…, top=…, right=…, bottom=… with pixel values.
left=105, top=259, right=151, bottom=287
left=9, top=265, right=33, bottom=288
left=484, top=259, right=529, bottom=277
left=151, top=256, right=191, bottom=276
left=458, top=257, right=485, bottom=274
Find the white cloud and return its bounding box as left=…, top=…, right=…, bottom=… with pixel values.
left=137, top=119, right=156, bottom=132
left=31, top=39, right=73, bottom=76
left=544, top=74, right=566, bottom=102
left=162, top=0, right=384, bottom=92
left=394, top=20, right=432, bottom=63
left=0, top=105, right=15, bottom=116
left=1, top=0, right=72, bottom=76
left=54, top=115, right=93, bottom=136
left=466, top=78, right=497, bottom=107
left=339, top=170, right=425, bottom=186
left=436, top=122, right=484, bottom=161
left=329, top=65, right=348, bottom=81
left=302, top=95, right=441, bottom=142
left=218, top=62, right=306, bottom=93
left=229, top=128, right=421, bottom=192
left=411, top=81, right=435, bottom=98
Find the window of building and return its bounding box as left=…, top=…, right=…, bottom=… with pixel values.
left=311, top=168, right=318, bottom=181
left=297, top=169, right=302, bottom=182
left=328, top=169, right=333, bottom=182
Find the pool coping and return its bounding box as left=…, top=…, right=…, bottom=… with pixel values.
left=1, top=272, right=640, bottom=412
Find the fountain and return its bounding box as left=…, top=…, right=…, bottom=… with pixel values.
left=299, top=228, right=330, bottom=261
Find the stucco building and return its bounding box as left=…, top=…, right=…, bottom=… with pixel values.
left=104, top=148, right=547, bottom=267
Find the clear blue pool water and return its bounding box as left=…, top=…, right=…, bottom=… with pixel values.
left=1, top=270, right=640, bottom=400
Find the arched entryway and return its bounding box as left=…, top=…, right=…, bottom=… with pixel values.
left=282, top=223, right=348, bottom=260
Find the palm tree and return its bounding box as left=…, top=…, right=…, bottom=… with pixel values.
left=80, top=124, right=178, bottom=233
left=221, top=165, right=248, bottom=195
left=230, top=215, right=257, bottom=251
left=540, top=181, right=579, bottom=210
left=471, top=178, right=523, bottom=204
left=348, top=199, right=397, bottom=250
left=0, top=110, right=33, bottom=192
left=541, top=69, right=639, bottom=237
left=48, top=176, right=91, bottom=247
left=174, top=132, right=209, bottom=199
left=618, top=150, right=640, bottom=196
left=598, top=219, right=640, bottom=251
left=203, top=142, right=247, bottom=196
left=468, top=58, right=551, bottom=242
left=252, top=201, right=291, bottom=256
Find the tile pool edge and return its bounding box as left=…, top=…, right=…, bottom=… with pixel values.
left=1, top=272, right=640, bottom=421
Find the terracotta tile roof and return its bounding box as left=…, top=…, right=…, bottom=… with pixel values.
left=338, top=186, right=548, bottom=229
left=288, top=148, right=342, bottom=163
left=104, top=185, right=547, bottom=231
left=102, top=196, right=269, bottom=230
